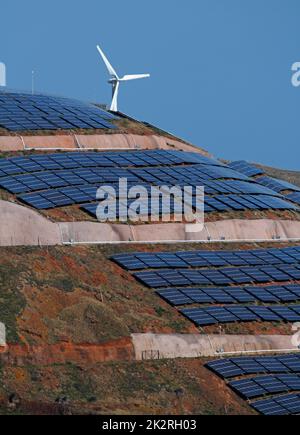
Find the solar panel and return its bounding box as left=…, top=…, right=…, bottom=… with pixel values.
left=286, top=284, right=300, bottom=298
left=266, top=285, right=299, bottom=302
left=270, top=306, right=300, bottom=322
left=226, top=306, right=258, bottom=322
left=259, top=266, right=292, bottom=282
left=194, top=269, right=232, bottom=285
left=156, top=288, right=193, bottom=306
left=205, top=359, right=245, bottom=378
left=232, top=358, right=267, bottom=375
left=180, top=308, right=216, bottom=326
left=251, top=397, right=289, bottom=415
left=224, top=287, right=256, bottom=303
left=240, top=267, right=272, bottom=283
left=134, top=271, right=169, bottom=288
left=183, top=288, right=215, bottom=303
left=248, top=306, right=281, bottom=322
left=201, top=288, right=235, bottom=303
left=220, top=267, right=254, bottom=284
left=279, top=355, right=300, bottom=372
left=278, top=266, right=300, bottom=280
left=229, top=378, right=267, bottom=399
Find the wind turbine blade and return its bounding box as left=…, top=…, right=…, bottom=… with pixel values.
left=96, top=45, right=119, bottom=78
left=110, top=81, right=120, bottom=112
left=121, top=74, right=150, bottom=81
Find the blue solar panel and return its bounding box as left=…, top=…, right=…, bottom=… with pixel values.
left=248, top=306, right=281, bottom=322
left=19, top=193, right=54, bottom=209
left=251, top=396, right=290, bottom=415
left=229, top=378, right=268, bottom=399
left=226, top=306, right=258, bottom=322
left=156, top=289, right=194, bottom=306
left=270, top=306, right=300, bottom=322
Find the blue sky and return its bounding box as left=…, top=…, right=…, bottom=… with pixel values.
left=0, top=0, right=299, bottom=169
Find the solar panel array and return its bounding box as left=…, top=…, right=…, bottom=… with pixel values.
left=0, top=150, right=297, bottom=217
left=227, top=161, right=264, bottom=177
left=111, top=246, right=300, bottom=328
left=0, top=89, right=118, bottom=131
left=157, top=284, right=300, bottom=306
left=229, top=160, right=300, bottom=207
left=205, top=354, right=300, bottom=415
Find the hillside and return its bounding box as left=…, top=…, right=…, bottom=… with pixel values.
left=0, top=88, right=300, bottom=416
left=1, top=241, right=300, bottom=414
left=0, top=357, right=253, bottom=415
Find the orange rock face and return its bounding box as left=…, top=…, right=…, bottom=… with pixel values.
left=0, top=337, right=134, bottom=366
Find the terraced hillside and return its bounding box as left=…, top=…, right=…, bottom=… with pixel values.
left=0, top=88, right=299, bottom=416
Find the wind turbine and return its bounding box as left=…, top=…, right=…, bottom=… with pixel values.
left=96, top=45, right=150, bottom=112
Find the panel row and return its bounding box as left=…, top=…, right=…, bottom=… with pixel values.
left=1, top=170, right=279, bottom=195
left=157, top=284, right=300, bottom=306
left=79, top=195, right=296, bottom=220
left=0, top=150, right=220, bottom=177
left=112, top=246, right=300, bottom=271
left=134, top=264, right=300, bottom=288
left=2, top=167, right=273, bottom=195
left=228, top=160, right=300, bottom=205
left=181, top=305, right=300, bottom=326
left=206, top=354, right=300, bottom=379
left=256, top=176, right=300, bottom=194
left=230, top=375, right=300, bottom=400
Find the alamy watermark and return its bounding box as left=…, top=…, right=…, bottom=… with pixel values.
left=291, top=62, right=300, bottom=87
left=94, top=178, right=205, bottom=233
